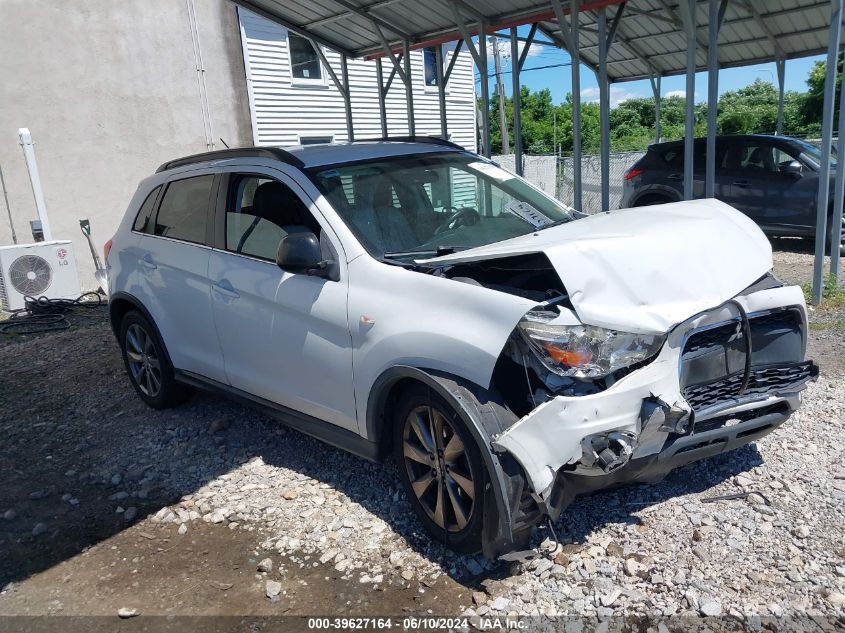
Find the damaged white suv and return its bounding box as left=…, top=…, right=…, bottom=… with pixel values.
left=107, top=138, right=817, bottom=556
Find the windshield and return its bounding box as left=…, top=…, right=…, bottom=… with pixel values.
left=792, top=139, right=836, bottom=167
left=306, top=152, right=575, bottom=260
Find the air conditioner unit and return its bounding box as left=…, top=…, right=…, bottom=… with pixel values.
left=0, top=240, right=81, bottom=312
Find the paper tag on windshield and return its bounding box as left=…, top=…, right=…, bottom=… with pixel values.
left=467, top=161, right=514, bottom=182
left=505, top=200, right=553, bottom=229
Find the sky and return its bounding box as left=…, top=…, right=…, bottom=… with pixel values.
left=474, top=27, right=823, bottom=108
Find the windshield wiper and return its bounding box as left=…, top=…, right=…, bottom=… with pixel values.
left=383, top=245, right=472, bottom=259
left=533, top=218, right=571, bottom=232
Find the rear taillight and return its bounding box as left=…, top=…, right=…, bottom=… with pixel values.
left=624, top=167, right=645, bottom=180
left=104, top=238, right=113, bottom=262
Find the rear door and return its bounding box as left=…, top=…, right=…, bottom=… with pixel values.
left=133, top=171, right=227, bottom=382
left=207, top=167, right=357, bottom=432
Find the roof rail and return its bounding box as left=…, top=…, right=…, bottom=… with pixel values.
left=358, top=135, right=466, bottom=151
left=156, top=147, right=304, bottom=173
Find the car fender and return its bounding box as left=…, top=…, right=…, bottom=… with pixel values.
left=348, top=254, right=537, bottom=431
left=366, top=365, right=524, bottom=556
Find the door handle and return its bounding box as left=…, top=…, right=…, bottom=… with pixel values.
left=668, top=173, right=683, bottom=181
left=212, top=280, right=240, bottom=299
left=732, top=180, right=751, bottom=188
left=139, top=254, right=157, bottom=270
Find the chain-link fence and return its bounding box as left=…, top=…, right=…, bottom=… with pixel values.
left=494, top=151, right=645, bottom=214
left=495, top=137, right=838, bottom=215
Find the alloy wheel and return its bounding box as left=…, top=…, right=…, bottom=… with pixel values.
left=125, top=323, right=162, bottom=397
left=402, top=404, right=476, bottom=532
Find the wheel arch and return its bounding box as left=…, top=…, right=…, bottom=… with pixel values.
left=366, top=365, right=532, bottom=556
left=631, top=185, right=680, bottom=206
left=108, top=291, right=175, bottom=368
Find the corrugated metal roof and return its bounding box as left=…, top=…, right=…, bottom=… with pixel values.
left=232, top=0, right=835, bottom=83
left=539, top=0, right=833, bottom=82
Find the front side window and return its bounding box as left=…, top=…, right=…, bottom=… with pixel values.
left=225, top=175, right=320, bottom=261
left=723, top=142, right=777, bottom=173
left=289, top=33, right=322, bottom=82
left=307, top=153, right=575, bottom=260
left=154, top=175, right=214, bottom=244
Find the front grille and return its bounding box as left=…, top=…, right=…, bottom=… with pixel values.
left=693, top=402, right=790, bottom=434
left=683, top=361, right=816, bottom=411
left=680, top=308, right=810, bottom=412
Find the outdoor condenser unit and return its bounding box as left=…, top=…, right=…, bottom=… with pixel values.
left=0, top=240, right=81, bottom=312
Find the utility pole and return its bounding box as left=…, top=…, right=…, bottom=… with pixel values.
left=491, top=34, right=509, bottom=155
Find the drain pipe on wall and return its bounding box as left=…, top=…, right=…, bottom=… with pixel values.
left=18, top=128, right=53, bottom=242
left=0, top=164, right=16, bottom=244
left=186, top=0, right=215, bottom=151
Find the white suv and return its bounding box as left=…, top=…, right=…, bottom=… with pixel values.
left=107, top=138, right=816, bottom=556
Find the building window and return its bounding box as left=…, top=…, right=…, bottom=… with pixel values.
left=423, top=47, right=439, bottom=86
left=289, top=33, right=323, bottom=83
left=299, top=135, right=334, bottom=145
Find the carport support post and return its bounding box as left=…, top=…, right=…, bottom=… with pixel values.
left=831, top=54, right=845, bottom=280
left=571, top=0, right=582, bottom=210
left=775, top=58, right=786, bottom=136
left=811, top=0, right=843, bottom=304
left=679, top=0, right=697, bottom=201
left=435, top=45, right=448, bottom=139
left=479, top=23, right=491, bottom=157
left=552, top=0, right=582, bottom=207
left=705, top=0, right=720, bottom=199
left=511, top=27, right=524, bottom=176
left=650, top=74, right=661, bottom=143
left=341, top=55, right=354, bottom=142
left=403, top=40, right=415, bottom=136
left=598, top=8, right=610, bottom=212
left=376, top=58, right=388, bottom=137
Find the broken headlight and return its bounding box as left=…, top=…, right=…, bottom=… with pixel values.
left=518, top=311, right=665, bottom=379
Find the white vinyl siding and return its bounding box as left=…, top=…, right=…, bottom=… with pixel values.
left=238, top=8, right=477, bottom=152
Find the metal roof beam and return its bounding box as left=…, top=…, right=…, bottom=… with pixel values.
left=611, top=17, right=663, bottom=76
left=518, top=23, right=538, bottom=71
left=374, top=23, right=409, bottom=83
left=309, top=0, right=406, bottom=29
left=536, top=23, right=601, bottom=77
left=622, top=6, right=676, bottom=24
left=231, top=0, right=355, bottom=56
left=734, top=0, right=787, bottom=59
left=605, top=2, right=626, bottom=50
left=327, top=0, right=413, bottom=40
left=443, top=39, right=464, bottom=84
left=653, top=0, right=710, bottom=63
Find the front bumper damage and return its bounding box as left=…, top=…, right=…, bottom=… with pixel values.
left=491, top=284, right=818, bottom=520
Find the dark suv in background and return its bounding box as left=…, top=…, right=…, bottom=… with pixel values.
left=620, top=134, right=844, bottom=254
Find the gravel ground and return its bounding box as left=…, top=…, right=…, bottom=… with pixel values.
left=0, top=246, right=843, bottom=628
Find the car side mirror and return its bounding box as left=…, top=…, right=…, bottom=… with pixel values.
left=781, top=160, right=803, bottom=178
left=275, top=232, right=338, bottom=281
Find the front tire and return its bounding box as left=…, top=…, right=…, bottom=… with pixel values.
left=393, top=385, right=484, bottom=553
left=119, top=311, right=189, bottom=409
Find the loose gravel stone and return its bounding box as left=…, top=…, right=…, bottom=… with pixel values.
left=257, top=558, right=273, bottom=573
left=265, top=580, right=281, bottom=599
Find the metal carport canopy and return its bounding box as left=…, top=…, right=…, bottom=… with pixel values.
left=232, top=0, right=832, bottom=76
left=230, top=0, right=844, bottom=305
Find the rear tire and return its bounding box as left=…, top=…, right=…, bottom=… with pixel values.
left=392, top=385, right=484, bottom=553
left=119, top=311, right=190, bottom=409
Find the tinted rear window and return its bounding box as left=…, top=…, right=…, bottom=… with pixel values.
left=132, top=186, right=161, bottom=233
left=154, top=175, right=214, bottom=244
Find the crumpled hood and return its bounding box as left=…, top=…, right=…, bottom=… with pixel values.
left=421, top=199, right=773, bottom=334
